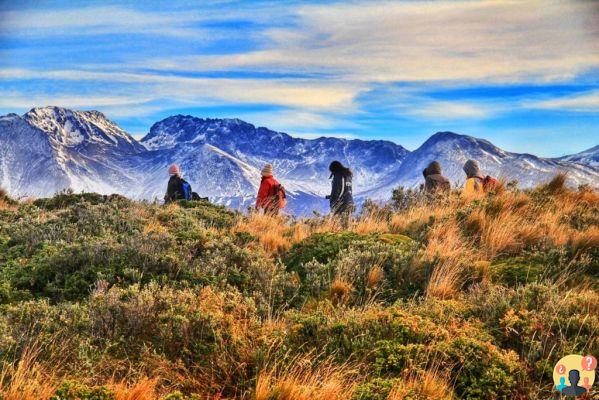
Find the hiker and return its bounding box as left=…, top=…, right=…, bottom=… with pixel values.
left=256, top=164, right=286, bottom=215
left=463, top=159, right=500, bottom=194
left=422, top=161, right=450, bottom=194
left=164, top=164, right=193, bottom=203
left=327, top=160, right=354, bottom=217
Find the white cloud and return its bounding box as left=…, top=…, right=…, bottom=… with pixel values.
left=0, top=68, right=360, bottom=111
left=1, top=0, right=597, bottom=125
left=0, top=93, right=153, bottom=109
left=0, top=6, right=210, bottom=38
left=526, top=90, right=599, bottom=113
left=146, top=1, right=599, bottom=84
left=406, top=100, right=494, bottom=119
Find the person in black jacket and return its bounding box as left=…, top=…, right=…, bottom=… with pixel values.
left=328, top=160, right=354, bottom=217
left=422, top=161, right=450, bottom=194
left=164, top=164, right=192, bottom=203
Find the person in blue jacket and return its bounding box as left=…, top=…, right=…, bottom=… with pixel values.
left=327, top=160, right=354, bottom=217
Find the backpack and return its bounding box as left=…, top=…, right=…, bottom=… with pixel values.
left=181, top=180, right=193, bottom=200
left=191, top=192, right=209, bottom=201
left=481, top=176, right=500, bottom=193
left=272, top=183, right=287, bottom=209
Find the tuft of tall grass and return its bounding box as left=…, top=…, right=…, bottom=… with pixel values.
left=255, top=358, right=357, bottom=400
left=0, top=346, right=57, bottom=400
left=111, top=377, right=158, bottom=400
left=387, top=368, right=454, bottom=400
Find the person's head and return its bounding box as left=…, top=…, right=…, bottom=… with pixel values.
left=261, top=163, right=273, bottom=177
left=569, top=369, right=580, bottom=386
left=463, top=159, right=481, bottom=179
left=424, top=161, right=442, bottom=177
left=168, top=164, right=181, bottom=177
left=329, top=160, right=352, bottom=177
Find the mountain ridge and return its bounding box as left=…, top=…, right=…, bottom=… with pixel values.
left=1, top=106, right=597, bottom=214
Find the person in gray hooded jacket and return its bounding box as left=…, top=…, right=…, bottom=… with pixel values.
left=422, top=161, right=450, bottom=194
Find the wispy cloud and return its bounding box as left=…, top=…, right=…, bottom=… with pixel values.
left=526, top=90, right=599, bottom=113
left=0, top=6, right=211, bottom=38
left=144, top=1, right=599, bottom=84
left=406, top=100, right=494, bottom=119
left=0, top=68, right=360, bottom=111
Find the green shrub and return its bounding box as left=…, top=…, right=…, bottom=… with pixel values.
left=176, top=199, right=238, bottom=228
left=489, top=257, right=544, bottom=286
left=34, top=192, right=130, bottom=211
left=283, top=232, right=369, bottom=277
left=467, top=283, right=599, bottom=384
left=283, top=232, right=415, bottom=286
left=352, top=377, right=400, bottom=400
left=434, top=336, right=522, bottom=400
left=373, top=341, right=426, bottom=375
left=51, top=381, right=115, bottom=400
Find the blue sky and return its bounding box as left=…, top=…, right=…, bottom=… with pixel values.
left=0, top=0, right=598, bottom=157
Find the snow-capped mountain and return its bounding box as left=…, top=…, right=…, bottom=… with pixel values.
left=0, top=107, right=144, bottom=198
left=0, top=107, right=598, bottom=215
left=365, top=132, right=599, bottom=198
left=559, top=145, right=599, bottom=170
left=141, top=115, right=409, bottom=205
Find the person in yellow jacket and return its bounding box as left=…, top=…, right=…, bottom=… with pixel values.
left=463, top=159, right=484, bottom=194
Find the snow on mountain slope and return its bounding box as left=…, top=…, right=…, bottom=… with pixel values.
left=0, top=107, right=597, bottom=215
left=0, top=107, right=144, bottom=198
left=364, top=132, right=599, bottom=199
left=136, top=141, right=326, bottom=214
left=559, top=145, right=599, bottom=170
left=25, top=106, right=144, bottom=153
left=142, top=115, right=409, bottom=197
left=0, top=113, right=69, bottom=197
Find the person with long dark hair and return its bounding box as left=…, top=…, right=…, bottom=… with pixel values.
left=327, top=160, right=354, bottom=217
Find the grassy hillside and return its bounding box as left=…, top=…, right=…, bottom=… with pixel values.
left=0, top=177, right=597, bottom=399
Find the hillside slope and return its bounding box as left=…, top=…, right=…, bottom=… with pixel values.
left=0, top=182, right=596, bottom=399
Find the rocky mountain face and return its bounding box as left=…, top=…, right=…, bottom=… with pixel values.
left=1, top=107, right=597, bottom=215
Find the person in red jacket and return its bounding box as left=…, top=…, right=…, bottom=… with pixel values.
left=256, top=164, right=286, bottom=215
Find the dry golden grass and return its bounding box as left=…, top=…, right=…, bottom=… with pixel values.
left=0, top=346, right=57, bottom=400
left=142, top=220, right=168, bottom=235
left=329, top=278, right=354, bottom=306
left=387, top=368, right=454, bottom=400
left=234, top=212, right=293, bottom=253
left=255, top=359, right=357, bottom=400
left=571, top=225, right=599, bottom=254
left=366, top=265, right=385, bottom=289
left=351, top=211, right=389, bottom=234
left=111, top=378, right=158, bottom=400
left=422, top=221, right=475, bottom=299
left=393, top=179, right=599, bottom=298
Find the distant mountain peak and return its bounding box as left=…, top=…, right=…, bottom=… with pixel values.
left=429, top=131, right=462, bottom=140
left=141, top=115, right=260, bottom=150
left=22, top=106, right=143, bottom=152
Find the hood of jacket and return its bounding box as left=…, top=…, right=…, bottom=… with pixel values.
left=463, top=159, right=481, bottom=178
left=423, top=161, right=442, bottom=178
